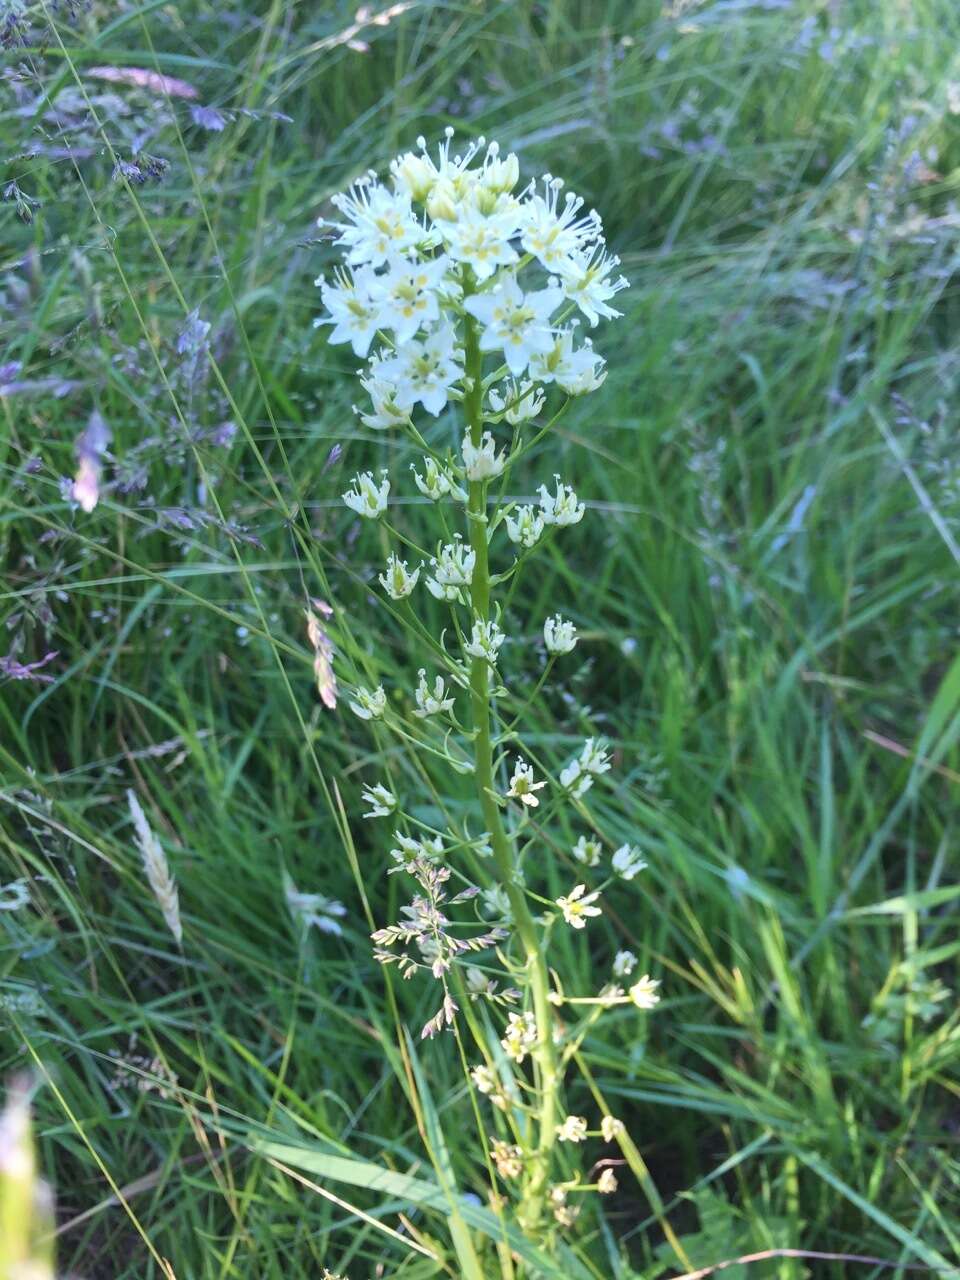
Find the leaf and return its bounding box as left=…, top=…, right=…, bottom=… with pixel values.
left=252, top=1141, right=590, bottom=1279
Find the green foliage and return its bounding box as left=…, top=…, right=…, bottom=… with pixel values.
left=2, top=0, right=960, bottom=1276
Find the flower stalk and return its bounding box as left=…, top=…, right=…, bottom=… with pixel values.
left=463, top=298, right=558, bottom=1227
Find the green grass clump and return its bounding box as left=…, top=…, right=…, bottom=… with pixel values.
left=2, top=0, right=960, bottom=1276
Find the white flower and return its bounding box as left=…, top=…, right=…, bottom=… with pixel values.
left=520, top=175, right=603, bottom=272
left=488, top=378, right=545, bottom=424
left=391, top=129, right=484, bottom=209
left=571, top=836, right=601, bottom=867
left=528, top=326, right=607, bottom=396
left=471, top=1063, right=497, bottom=1094
left=506, top=758, right=547, bottom=808
left=379, top=553, right=420, bottom=600
left=556, top=883, right=602, bottom=929
left=356, top=356, right=411, bottom=429
left=478, top=142, right=520, bottom=196
left=613, top=950, right=637, bottom=978
left=550, top=1185, right=580, bottom=1227
left=349, top=684, right=387, bottom=720
left=389, top=831, right=444, bottom=870
left=601, top=1115, right=624, bottom=1142
left=361, top=782, right=396, bottom=818
left=375, top=255, right=450, bottom=342
left=445, top=205, right=520, bottom=279
left=501, top=1010, right=537, bottom=1063
left=612, top=843, right=647, bottom=880
left=461, top=430, right=507, bottom=481
left=391, top=148, right=437, bottom=201
left=326, top=175, right=425, bottom=267
left=464, top=618, right=505, bottom=663
left=343, top=470, right=390, bottom=519
left=413, top=669, right=455, bottom=717
left=558, top=243, right=629, bottom=326
left=285, top=881, right=347, bottom=936
left=543, top=614, right=577, bottom=655
left=411, top=456, right=466, bottom=502
left=315, top=265, right=383, bottom=358
left=538, top=475, right=585, bottom=526
left=463, top=274, right=563, bottom=376
left=556, top=1114, right=588, bottom=1143
left=426, top=538, right=475, bottom=600
left=597, top=1168, right=618, bottom=1194
left=376, top=321, right=462, bottom=416
left=560, top=737, right=612, bottom=797
left=490, top=1139, right=524, bottom=1179
left=504, top=504, right=545, bottom=548
left=629, top=975, right=661, bottom=1010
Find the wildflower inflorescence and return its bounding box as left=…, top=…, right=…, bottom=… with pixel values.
left=315, top=131, right=655, bottom=1246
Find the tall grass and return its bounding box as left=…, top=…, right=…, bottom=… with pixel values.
left=2, top=0, right=960, bottom=1275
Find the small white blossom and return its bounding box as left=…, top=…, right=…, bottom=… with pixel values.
left=375, top=255, right=451, bottom=342
left=360, top=783, right=396, bottom=818
left=558, top=243, right=629, bottom=326
left=343, top=470, right=390, bottom=519
left=325, top=175, right=425, bottom=267
left=601, top=1115, right=625, bottom=1142
left=504, top=504, right=545, bottom=548
left=378, top=553, right=420, bottom=600
left=556, top=883, right=602, bottom=929
left=556, top=1114, right=588, bottom=1143
left=471, top=1063, right=497, bottom=1094
left=550, top=1186, right=580, bottom=1228
left=285, top=881, right=347, bottom=936
left=501, top=1010, right=537, bottom=1063
left=388, top=831, right=444, bottom=870
left=426, top=538, right=475, bottom=600
left=376, top=321, right=462, bottom=416
left=571, top=836, right=601, bottom=867
left=356, top=356, right=410, bottom=429
left=461, top=430, right=507, bottom=481
left=464, top=618, right=505, bottom=664
left=490, top=1139, right=524, bottom=1179
left=315, top=265, right=383, bottom=358
left=391, top=148, right=437, bottom=201
left=613, top=950, right=637, bottom=978
left=612, top=843, right=647, bottom=880
left=463, top=274, right=562, bottom=376
left=560, top=738, right=612, bottom=797
left=629, top=975, right=661, bottom=1010
left=488, top=378, right=545, bottom=424
left=543, top=614, right=577, bottom=655
left=445, top=205, right=520, bottom=279
left=506, top=758, right=547, bottom=808
left=411, top=456, right=466, bottom=502
left=538, top=475, right=585, bottom=526
left=597, top=1168, right=619, bottom=1194
left=521, top=175, right=602, bottom=271
left=528, top=325, right=607, bottom=396
left=478, top=142, right=520, bottom=196
left=413, top=669, right=456, bottom=717
left=349, top=684, right=387, bottom=720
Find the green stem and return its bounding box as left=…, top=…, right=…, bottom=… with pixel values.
left=462, top=295, right=559, bottom=1233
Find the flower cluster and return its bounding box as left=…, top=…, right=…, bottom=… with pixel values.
left=317, top=133, right=627, bottom=421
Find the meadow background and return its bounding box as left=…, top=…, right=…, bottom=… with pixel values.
left=3, top=0, right=960, bottom=1275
